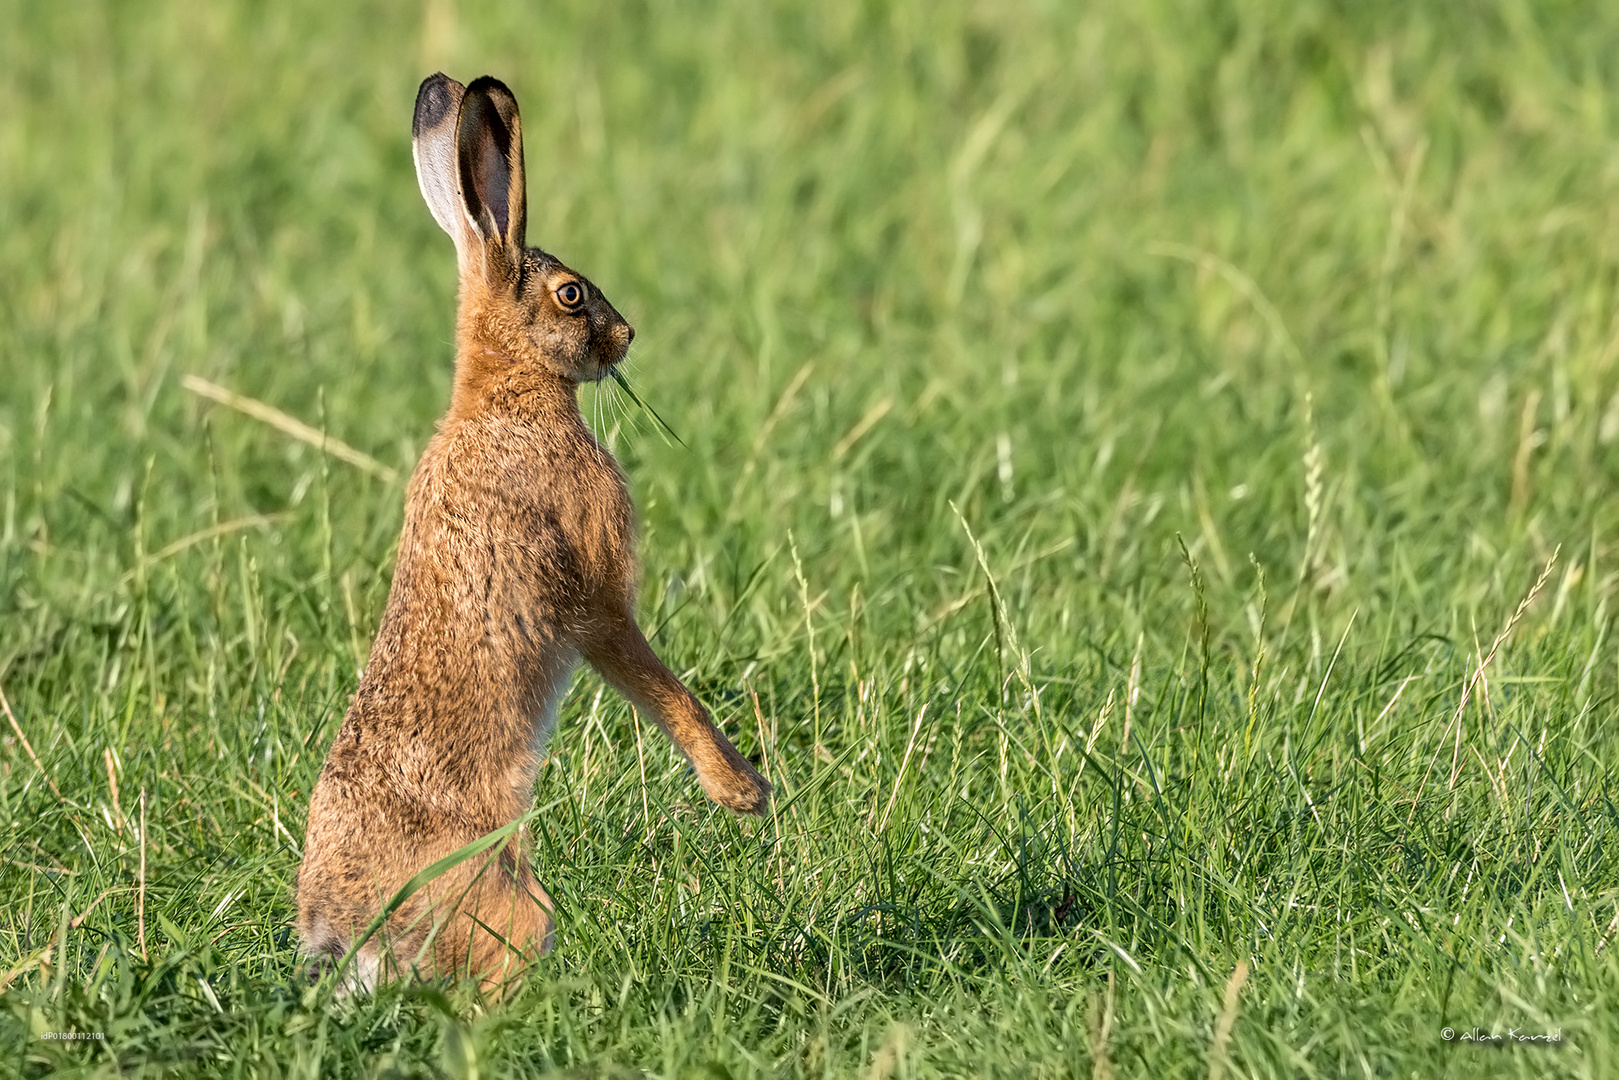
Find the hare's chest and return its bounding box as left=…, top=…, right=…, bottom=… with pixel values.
left=427, top=424, right=636, bottom=596
left=499, top=456, right=634, bottom=585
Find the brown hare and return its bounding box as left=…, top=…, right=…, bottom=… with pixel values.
left=296, top=73, right=771, bottom=993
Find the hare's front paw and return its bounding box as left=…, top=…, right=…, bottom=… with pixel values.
left=703, top=759, right=772, bottom=815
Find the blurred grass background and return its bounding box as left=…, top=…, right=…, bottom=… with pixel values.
left=5, top=0, right=1619, bottom=1076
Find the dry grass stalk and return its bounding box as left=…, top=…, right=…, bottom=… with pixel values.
left=1407, top=546, right=1561, bottom=820
left=182, top=374, right=399, bottom=482
left=1209, top=961, right=1251, bottom=1080
left=2, top=684, right=64, bottom=803
left=138, top=788, right=149, bottom=961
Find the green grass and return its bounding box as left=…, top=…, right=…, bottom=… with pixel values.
left=5, top=0, right=1619, bottom=1075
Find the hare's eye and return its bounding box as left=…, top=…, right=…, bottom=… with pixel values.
left=555, top=282, right=584, bottom=309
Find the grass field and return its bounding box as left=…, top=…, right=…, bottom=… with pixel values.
left=5, top=0, right=1619, bottom=1075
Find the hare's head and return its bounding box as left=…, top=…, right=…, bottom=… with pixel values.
left=413, top=74, right=633, bottom=385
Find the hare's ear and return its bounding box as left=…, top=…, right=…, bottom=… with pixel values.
left=456, top=76, right=528, bottom=271
left=412, top=73, right=474, bottom=263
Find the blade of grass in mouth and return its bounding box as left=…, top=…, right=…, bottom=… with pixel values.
left=609, top=367, right=687, bottom=449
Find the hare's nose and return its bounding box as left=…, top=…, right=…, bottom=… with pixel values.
left=626, top=326, right=636, bottom=345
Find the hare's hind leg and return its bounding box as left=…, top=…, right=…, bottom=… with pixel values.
left=584, top=617, right=772, bottom=813
left=455, top=865, right=554, bottom=994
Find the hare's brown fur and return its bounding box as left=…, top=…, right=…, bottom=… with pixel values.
left=296, top=74, right=770, bottom=992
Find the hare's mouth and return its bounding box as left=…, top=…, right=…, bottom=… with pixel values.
left=596, top=345, right=630, bottom=378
